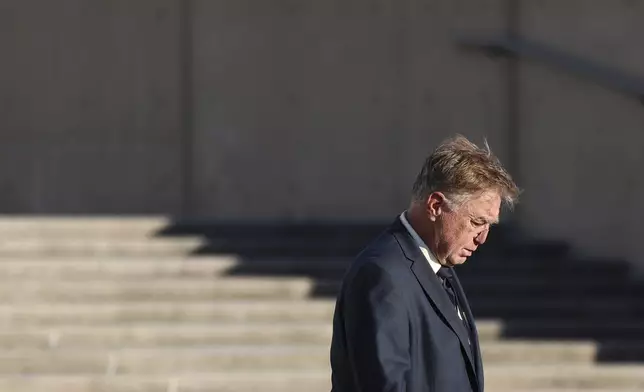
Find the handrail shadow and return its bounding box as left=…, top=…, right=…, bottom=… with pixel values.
left=456, top=34, right=644, bottom=104
left=156, top=220, right=644, bottom=364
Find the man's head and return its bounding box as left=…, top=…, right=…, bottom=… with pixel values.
left=408, top=135, right=520, bottom=267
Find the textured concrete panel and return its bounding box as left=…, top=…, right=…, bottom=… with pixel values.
left=0, top=144, right=181, bottom=214
left=0, top=1, right=183, bottom=213
left=192, top=0, right=509, bottom=220
left=517, top=0, right=644, bottom=266
left=396, top=0, right=510, bottom=210
left=192, top=0, right=398, bottom=219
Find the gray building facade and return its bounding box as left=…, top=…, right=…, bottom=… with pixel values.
left=2, top=1, right=644, bottom=267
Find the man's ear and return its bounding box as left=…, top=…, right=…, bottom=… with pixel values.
left=426, top=192, right=447, bottom=222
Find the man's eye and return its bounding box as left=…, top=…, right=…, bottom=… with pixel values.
left=472, top=220, right=485, bottom=227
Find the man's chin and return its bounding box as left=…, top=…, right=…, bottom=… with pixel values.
left=446, top=256, right=468, bottom=266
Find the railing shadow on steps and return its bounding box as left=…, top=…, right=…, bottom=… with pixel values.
left=156, top=220, right=644, bottom=364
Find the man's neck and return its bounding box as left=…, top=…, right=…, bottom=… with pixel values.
left=406, top=208, right=434, bottom=250
left=401, top=210, right=443, bottom=273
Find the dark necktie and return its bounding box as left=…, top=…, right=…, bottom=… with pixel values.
left=436, top=267, right=459, bottom=311
left=436, top=267, right=471, bottom=341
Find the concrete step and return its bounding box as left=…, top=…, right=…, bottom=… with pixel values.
left=481, top=341, right=644, bottom=364
left=1, top=301, right=642, bottom=343
left=0, top=324, right=636, bottom=355
left=1, top=275, right=640, bottom=302
left=0, top=347, right=333, bottom=374
left=0, top=315, right=502, bottom=343
left=507, top=390, right=643, bottom=392
left=485, top=364, right=644, bottom=389
left=0, top=301, right=338, bottom=325
left=0, top=217, right=170, bottom=238
left=0, top=257, right=348, bottom=279
left=471, top=299, right=644, bottom=320
left=0, top=274, right=638, bottom=307
left=507, top=390, right=644, bottom=392
left=461, top=256, right=630, bottom=276
left=0, top=373, right=332, bottom=392
left=0, top=239, right=203, bottom=257
left=0, top=258, right=633, bottom=283
left=0, top=365, right=641, bottom=391
left=0, top=324, right=333, bottom=348
left=0, top=278, right=339, bottom=302
left=0, top=258, right=241, bottom=279
left=482, top=319, right=644, bottom=341
left=0, top=343, right=630, bottom=374
left=170, top=239, right=571, bottom=258
left=459, top=279, right=644, bottom=298
left=5, top=376, right=619, bottom=392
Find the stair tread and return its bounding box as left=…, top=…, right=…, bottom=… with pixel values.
left=0, top=217, right=640, bottom=389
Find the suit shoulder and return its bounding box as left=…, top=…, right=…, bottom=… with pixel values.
left=345, top=230, right=409, bottom=282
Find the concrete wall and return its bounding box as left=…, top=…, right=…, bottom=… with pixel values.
left=1, top=0, right=508, bottom=219
left=514, top=0, right=644, bottom=268
left=2, top=1, right=644, bottom=267
left=191, top=0, right=509, bottom=220
left=0, top=1, right=183, bottom=213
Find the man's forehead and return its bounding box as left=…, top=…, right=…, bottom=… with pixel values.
left=466, top=192, right=501, bottom=221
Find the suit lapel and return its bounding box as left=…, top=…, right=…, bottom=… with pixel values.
left=390, top=219, right=478, bottom=381
left=409, top=254, right=477, bottom=369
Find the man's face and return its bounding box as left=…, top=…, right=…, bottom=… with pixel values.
left=433, top=191, right=501, bottom=267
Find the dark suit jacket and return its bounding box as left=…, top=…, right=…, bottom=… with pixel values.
left=330, top=217, right=483, bottom=392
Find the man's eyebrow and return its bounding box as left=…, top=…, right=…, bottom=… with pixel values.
left=475, top=216, right=499, bottom=225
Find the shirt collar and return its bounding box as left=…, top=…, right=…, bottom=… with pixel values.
left=399, top=211, right=442, bottom=274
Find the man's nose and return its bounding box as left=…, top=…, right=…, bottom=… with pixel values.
left=474, top=228, right=489, bottom=245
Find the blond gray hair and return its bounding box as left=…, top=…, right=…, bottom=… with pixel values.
left=411, top=135, right=520, bottom=209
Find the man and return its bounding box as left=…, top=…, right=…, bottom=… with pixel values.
left=330, top=135, right=520, bottom=392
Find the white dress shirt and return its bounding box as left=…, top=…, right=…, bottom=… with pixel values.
left=400, top=212, right=442, bottom=273
left=400, top=211, right=465, bottom=322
